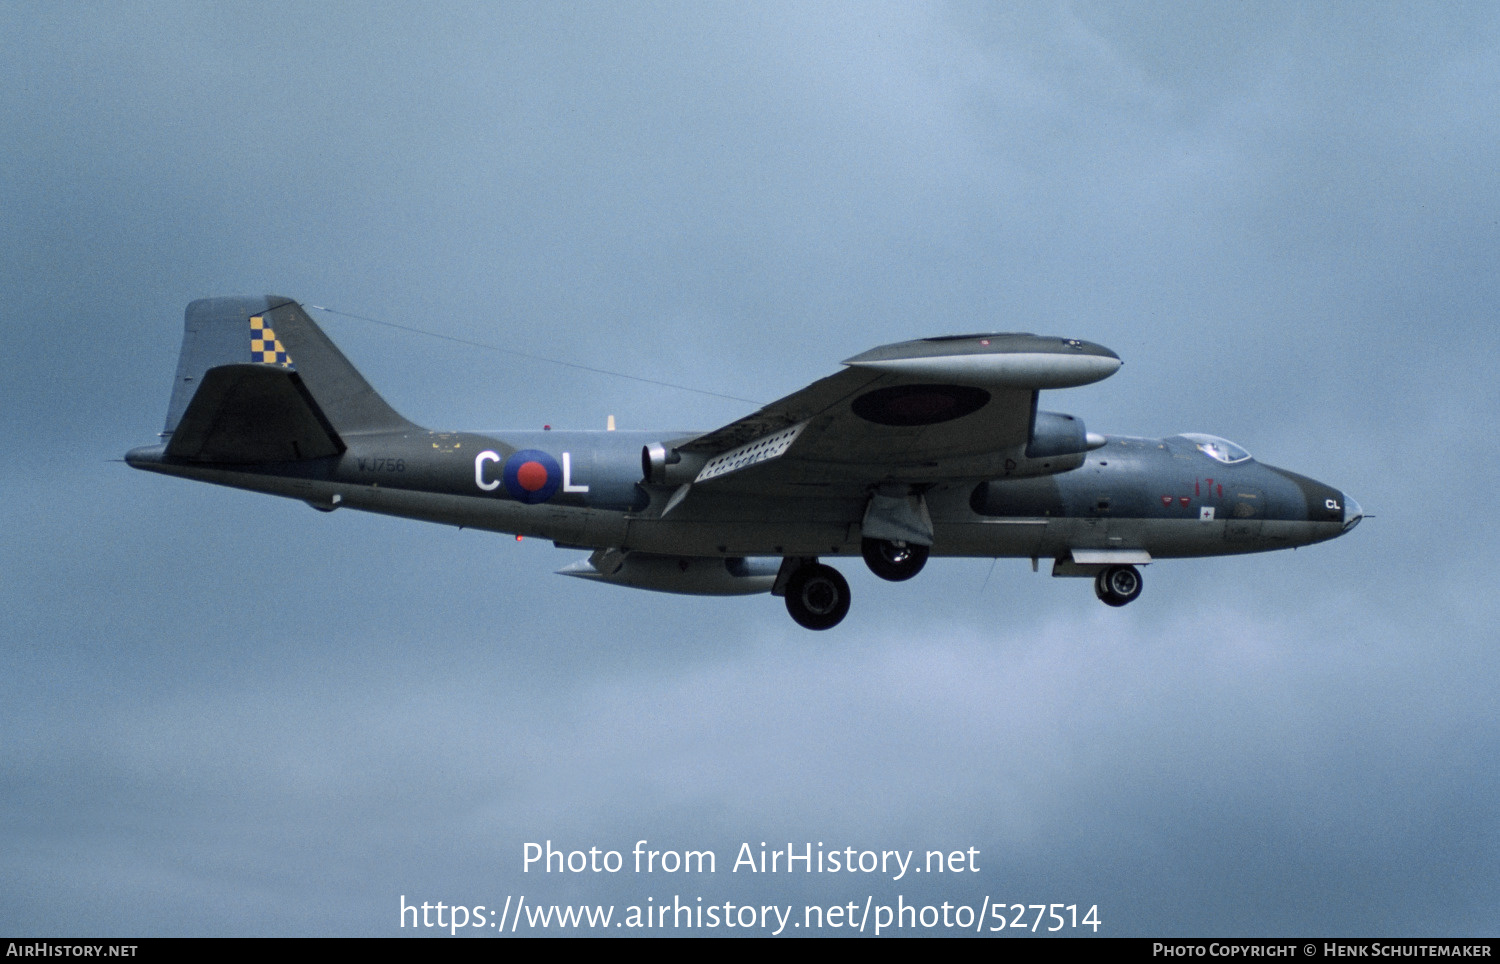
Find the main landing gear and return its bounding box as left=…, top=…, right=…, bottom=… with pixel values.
left=778, top=556, right=1143, bottom=629
left=779, top=538, right=929, bottom=630
left=782, top=562, right=851, bottom=631
left=1094, top=564, right=1143, bottom=607
left=861, top=538, right=929, bottom=581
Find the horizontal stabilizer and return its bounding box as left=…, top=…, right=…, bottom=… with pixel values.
left=165, top=364, right=345, bottom=463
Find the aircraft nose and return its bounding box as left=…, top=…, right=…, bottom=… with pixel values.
left=1342, top=493, right=1364, bottom=532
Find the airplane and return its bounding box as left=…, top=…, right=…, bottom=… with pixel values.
left=126, top=296, right=1363, bottom=630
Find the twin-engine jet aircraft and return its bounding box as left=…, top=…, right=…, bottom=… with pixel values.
left=127, top=297, right=1362, bottom=629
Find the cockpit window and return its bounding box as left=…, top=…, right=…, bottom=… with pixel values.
left=1180, top=433, right=1252, bottom=464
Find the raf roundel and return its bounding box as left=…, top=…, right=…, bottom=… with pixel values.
left=502, top=449, right=562, bottom=504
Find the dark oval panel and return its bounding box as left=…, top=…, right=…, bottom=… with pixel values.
left=850, top=384, right=991, bottom=426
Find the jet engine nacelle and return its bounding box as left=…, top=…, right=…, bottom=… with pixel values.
left=1028, top=411, right=1088, bottom=458
left=642, top=443, right=707, bottom=486
left=557, top=551, right=778, bottom=596
left=1000, top=410, right=1107, bottom=478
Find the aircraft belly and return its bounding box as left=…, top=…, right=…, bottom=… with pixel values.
left=929, top=520, right=1048, bottom=556
left=623, top=517, right=860, bottom=557
left=622, top=490, right=865, bottom=556
left=342, top=487, right=635, bottom=546
left=929, top=516, right=1339, bottom=560
left=132, top=457, right=627, bottom=543
left=1055, top=518, right=1341, bottom=558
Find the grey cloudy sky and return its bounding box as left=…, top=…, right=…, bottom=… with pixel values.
left=3, top=1, right=1497, bottom=937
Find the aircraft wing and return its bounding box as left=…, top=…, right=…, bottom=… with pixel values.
left=673, top=333, right=1120, bottom=492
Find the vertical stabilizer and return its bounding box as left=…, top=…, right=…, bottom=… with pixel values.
left=161, top=296, right=416, bottom=439
left=260, top=298, right=416, bottom=435
left=164, top=296, right=274, bottom=436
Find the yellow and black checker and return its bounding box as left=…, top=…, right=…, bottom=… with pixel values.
left=249, top=315, right=293, bottom=367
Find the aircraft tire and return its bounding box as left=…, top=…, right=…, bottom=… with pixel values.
left=1094, top=565, right=1143, bottom=607
left=784, top=563, right=852, bottom=630
left=861, top=538, right=929, bottom=582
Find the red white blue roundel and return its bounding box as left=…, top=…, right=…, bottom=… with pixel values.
left=502, top=450, right=561, bottom=503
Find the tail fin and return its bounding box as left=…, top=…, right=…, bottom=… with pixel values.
left=159, top=296, right=418, bottom=461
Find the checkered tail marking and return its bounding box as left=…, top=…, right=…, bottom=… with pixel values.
left=249, top=315, right=293, bottom=367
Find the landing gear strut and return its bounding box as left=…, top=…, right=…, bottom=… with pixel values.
left=783, top=563, right=851, bottom=630
left=861, top=538, right=929, bottom=582
left=1094, top=564, right=1143, bottom=607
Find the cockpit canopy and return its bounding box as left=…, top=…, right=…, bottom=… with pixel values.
left=1176, top=433, right=1253, bottom=464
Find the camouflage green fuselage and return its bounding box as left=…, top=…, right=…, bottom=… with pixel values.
left=128, top=427, right=1351, bottom=562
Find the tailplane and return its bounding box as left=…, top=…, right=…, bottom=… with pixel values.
left=157, top=296, right=417, bottom=463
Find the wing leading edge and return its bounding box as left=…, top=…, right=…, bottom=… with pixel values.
left=674, top=333, right=1120, bottom=492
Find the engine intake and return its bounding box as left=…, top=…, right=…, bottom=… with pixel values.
left=988, top=409, right=1108, bottom=478
left=1027, top=411, right=1092, bottom=458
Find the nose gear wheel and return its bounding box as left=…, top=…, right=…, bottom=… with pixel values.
left=1094, top=565, right=1143, bottom=607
